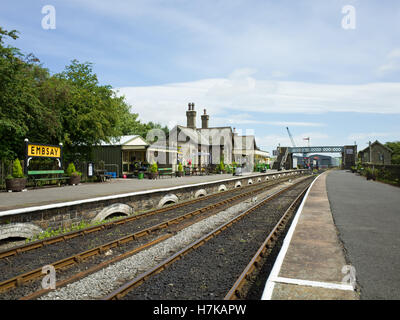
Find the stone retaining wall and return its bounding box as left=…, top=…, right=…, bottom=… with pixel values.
left=0, top=170, right=308, bottom=240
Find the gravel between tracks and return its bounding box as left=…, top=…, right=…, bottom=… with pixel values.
left=0, top=178, right=284, bottom=283
left=120, top=178, right=312, bottom=300
left=38, top=177, right=309, bottom=300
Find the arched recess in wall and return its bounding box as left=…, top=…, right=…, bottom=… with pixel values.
left=0, top=223, right=43, bottom=241
left=194, top=189, right=207, bottom=198
left=158, top=194, right=179, bottom=208
left=218, top=184, right=227, bottom=192
left=92, top=203, right=133, bottom=223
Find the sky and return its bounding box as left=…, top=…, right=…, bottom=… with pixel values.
left=1, top=0, right=400, bottom=154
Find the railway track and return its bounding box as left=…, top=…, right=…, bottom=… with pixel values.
left=103, top=176, right=314, bottom=300
left=0, top=172, right=308, bottom=299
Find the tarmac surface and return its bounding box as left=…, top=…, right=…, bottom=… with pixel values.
left=263, top=169, right=400, bottom=300
left=326, top=170, right=400, bottom=300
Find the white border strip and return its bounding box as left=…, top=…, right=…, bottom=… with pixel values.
left=0, top=170, right=302, bottom=218
left=271, top=276, right=354, bottom=291
left=261, top=172, right=326, bottom=300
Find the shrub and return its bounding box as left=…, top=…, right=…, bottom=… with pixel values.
left=66, top=162, right=82, bottom=177
left=218, top=160, right=225, bottom=172
left=150, top=162, right=158, bottom=173
left=12, top=159, right=24, bottom=178
left=178, top=163, right=183, bottom=172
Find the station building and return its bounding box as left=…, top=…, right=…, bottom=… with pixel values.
left=358, top=140, right=393, bottom=165
left=93, top=103, right=270, bottom=176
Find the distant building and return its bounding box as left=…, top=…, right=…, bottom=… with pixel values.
left=293, top=154, right=339, bottom=169
left=93, top=135, right=149, bottom=177
left=358, top=140, right=393, bottom=165
left=93, top=103, right=270, bottom=176
left=165, top=103, right=269, bottom=172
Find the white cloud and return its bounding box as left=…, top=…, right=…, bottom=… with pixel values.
left=116, top=69, right=400, bottom=127
left=347, top=132, right=394, bottom=141
left=377, top=48, right=400, bottom=76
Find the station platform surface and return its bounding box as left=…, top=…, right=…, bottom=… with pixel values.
left=0, top=171, right=278, bottom=212
left=263, top=169, right=400, bottom=300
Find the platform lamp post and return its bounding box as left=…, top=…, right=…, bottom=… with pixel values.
left=24, top=138, right=29, bottom=175
left=58, top=142, right=63, bottom=170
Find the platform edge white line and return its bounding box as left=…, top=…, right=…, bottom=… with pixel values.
left=261, top=172, right=325, bottom=300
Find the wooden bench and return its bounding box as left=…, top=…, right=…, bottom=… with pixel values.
left=28, top=170, right=68, bottom=188
left=158, top=168, right=174, bottom=178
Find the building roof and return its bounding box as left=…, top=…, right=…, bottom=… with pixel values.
left=359, top=140, right=393, bottom=154
left=100, top=135, right=148, bottom=146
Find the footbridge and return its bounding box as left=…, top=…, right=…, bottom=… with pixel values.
left=273, top=145, right=357, bottom=170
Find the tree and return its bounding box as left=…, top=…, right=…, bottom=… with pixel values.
left=0, top=27, right=57, bottom=160
left=0, top=27, right=170, bottom=163
left=385, top=141, right=400, bottom=164
left=53, top=60, right=128, bottom=161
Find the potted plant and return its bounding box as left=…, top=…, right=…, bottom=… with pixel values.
left=366, top=167, right=376, bottom=181
left=66, top=163, right=82, bottom=185
left=177, top=163, right=184, bottom=177
left=6, top=159, right=27, bottom=192
left=149, top=162, right=158, bottom=179
left=217, top=160, right=225, bottom=174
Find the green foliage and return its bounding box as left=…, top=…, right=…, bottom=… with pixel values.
left=216, top=160, right=225, bottom=173
left=385, top=141, right=400, bottom=164
left=0, top=27, right=170, bottom=163
left=25, top=215, right=124, bottom=243
left=150, top=162, right=158, bottom=173
left=12, top=158, right=24, bottom=178
left=219, top=160, right=225, bottom=172
left=66, top=162, right=81, bottom=177
left=66, top=163, right=76, bottom=176
left=178, top=162, right=183, bottom=172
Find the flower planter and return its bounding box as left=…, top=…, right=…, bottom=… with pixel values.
left=176, top=171, right=183, bottom=177
left=6, top=178, right=27, bottom=192
left=148, top=172, right=158, bottom=180
left=69, top=175, right=81, bottom=185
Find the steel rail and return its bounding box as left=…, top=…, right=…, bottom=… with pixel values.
left=0, top=175, right=301, bottom=294
left=19, top=233, right=173, bottom=300
left=102, top=177, right=314, bottom=300
left=224, top=184, right=310, bottom=300
left=0, top=173, right=295, bottom=260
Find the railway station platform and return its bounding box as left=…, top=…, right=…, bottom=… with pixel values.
left=262, top=169, right=400, bottom=300
left=0, top=171, right=278, bottom=212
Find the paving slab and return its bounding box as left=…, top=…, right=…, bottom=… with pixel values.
left=262, top=171, right=359, bottom=300
left=0, top=171, right=278, bottom=212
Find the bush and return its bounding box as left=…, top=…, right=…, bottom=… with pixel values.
left=66, top=162, right=82, bottom=176
left=150, top=162, right=158, bottom=173
left=178, top=163, right=183, bottom=172
left=12, top=159, right=24, bottom=178
left=217, top=160, right=225, bottom=172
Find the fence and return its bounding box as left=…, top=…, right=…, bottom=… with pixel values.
left=0, top=159, right=12, bottom=190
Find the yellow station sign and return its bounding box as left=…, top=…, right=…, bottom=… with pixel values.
left=27, top=144, right=61, bottom=158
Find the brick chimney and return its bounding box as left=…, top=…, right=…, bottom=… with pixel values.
left=186, top=102, right=196, bottom=129
left=201, top=109, right=209, bottom=129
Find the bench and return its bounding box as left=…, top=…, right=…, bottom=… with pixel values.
left=28, top=170, right=68, bottom=188
left=158, top=167, right=174, bottom=178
